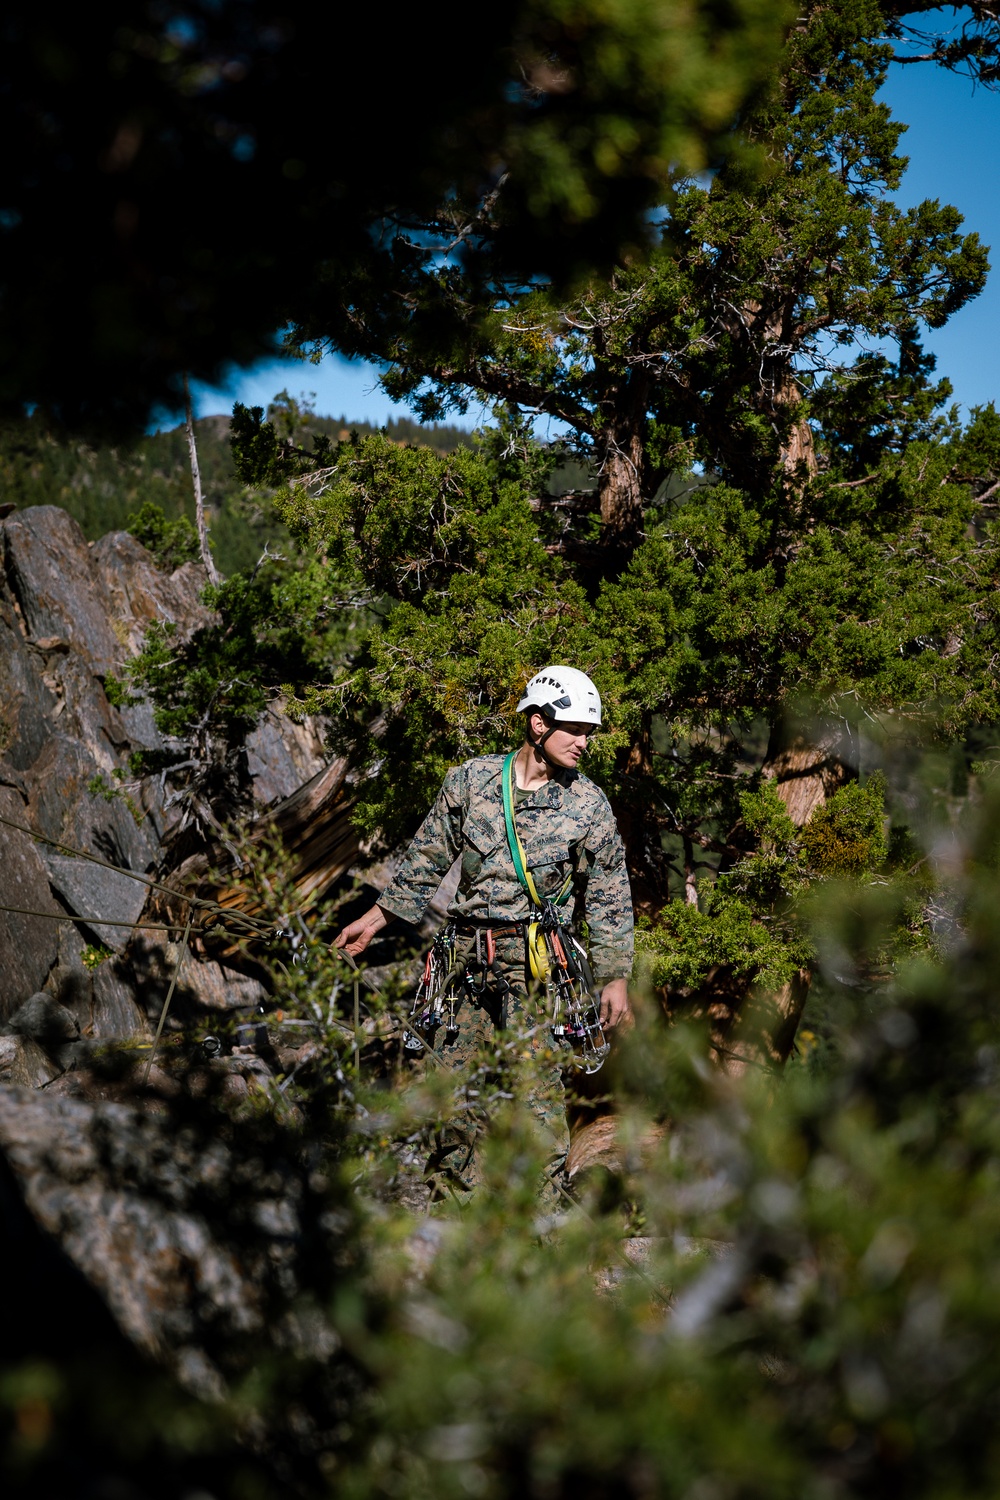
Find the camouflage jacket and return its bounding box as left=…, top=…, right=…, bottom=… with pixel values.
left=378, top=753, right=634, bottom=982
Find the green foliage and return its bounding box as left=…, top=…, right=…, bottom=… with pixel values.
left=801, top=774, right=889, bottom=875
left=272, top=430, right=582, bottom=843
left=124, top=501, right=200, bottom=571
left=120, top=555, right=360, bottom=745
left=79, top=944, right=113, bottom=970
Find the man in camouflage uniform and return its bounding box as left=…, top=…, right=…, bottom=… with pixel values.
left=335, top=665, right=633, bottom=1192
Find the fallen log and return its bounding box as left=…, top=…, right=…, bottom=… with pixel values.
left=139, top=756, right=360, bottom=966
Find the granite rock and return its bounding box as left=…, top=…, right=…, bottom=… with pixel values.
left=0, top=1034, right=59, bottom=1088
left=0, top=1087, right=344, bottom=1395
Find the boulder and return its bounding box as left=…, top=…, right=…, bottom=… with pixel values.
left=3, top=991, right=81, bottom=1070
left=128, top=927, right=268, bottom=1024
left=0, top=1034, right=59, bottom=1088
left=40, top=850, right=149, bottom=953
left=246, top=708, right=327, bottom=805
left=0, top=1087, right=344, bottom=1395
left=90, top=957, right=151, bottom=1039
left=25, top=732, right=161, bottom=875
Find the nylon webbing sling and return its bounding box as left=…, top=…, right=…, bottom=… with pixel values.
left=501, top=751, right=574, bottom=981
left=500, top=751, right=573, bottom=909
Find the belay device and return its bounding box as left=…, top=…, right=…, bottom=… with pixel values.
left=501, top=751, right=610, bottom=1074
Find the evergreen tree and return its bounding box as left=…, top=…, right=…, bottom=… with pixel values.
left=224, top=3, right=1000, bottom=1064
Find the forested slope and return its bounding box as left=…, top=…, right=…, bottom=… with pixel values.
left=0, top=407, right=475, bottom=575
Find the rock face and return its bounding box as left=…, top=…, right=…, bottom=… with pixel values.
left=0, top=504, right=328, bottom=1038
left=0, top=1087, right=347, bottom=1398
left=0, top=785, right=62, bottom=1003
left=0, top=504, right=365, bottom=1474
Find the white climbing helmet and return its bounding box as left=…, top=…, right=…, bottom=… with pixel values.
left=517, top=665, right=602, bottom=726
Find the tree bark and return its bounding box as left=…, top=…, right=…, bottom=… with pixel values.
left=774, top=370, right=818, bottom=488
left=610, top=712, right=669, bottom=918
left=714, top=724, right=853, bottom=1076
left=762, top=726, right=852, bottom=826
left=595, top=365, right=650, bottom=543
left=598, top=425, right=645, bottom=539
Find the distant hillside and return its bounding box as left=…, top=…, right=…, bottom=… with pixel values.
left=0, top=411, right=477, bottom=576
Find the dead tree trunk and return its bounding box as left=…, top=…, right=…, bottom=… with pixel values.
left=139, top=756, right=360, bottom=970
left=183, top=373, right=221, bottom=586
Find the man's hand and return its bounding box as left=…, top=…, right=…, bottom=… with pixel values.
left=332, top=903, right=391, bottom=957
left=599, top=977, right=632, bottom=1030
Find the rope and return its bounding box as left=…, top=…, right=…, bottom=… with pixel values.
left=143, top=915, right=193, bottom=1085
left=0, top=902, right=231, bottom=933
left=0, top=811, right=272, bottom=937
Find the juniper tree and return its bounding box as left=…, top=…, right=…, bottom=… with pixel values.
left=129, top=2, right=1000, bottom=1066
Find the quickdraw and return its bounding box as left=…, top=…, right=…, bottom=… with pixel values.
left=405, top=923, right=515, bottom=1051
left=404, top=927, right=461, bottom=1051
left=526, top=899, right=609, bottom=1075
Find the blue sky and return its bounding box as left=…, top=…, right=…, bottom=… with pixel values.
left=185, top=47, right=1000, bottom=430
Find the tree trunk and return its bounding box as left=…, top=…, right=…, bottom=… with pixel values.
left=596, top=366, right=650, bottom=543
left=775, top=369, right=818, bottom=489
left=762, top=726, right=852, bottom=826
left=598, top=427, right=645, bottom=539
left=714, top=723, right=853, bottom=1076
left=610, top=712, right=669, bottom=918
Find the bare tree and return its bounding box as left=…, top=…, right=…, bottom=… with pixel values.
left=183, top=373, right=221, bottom=585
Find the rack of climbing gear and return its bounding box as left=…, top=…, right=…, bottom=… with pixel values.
left=404, top=926, right=462, bottom=1050
left=526, top=899, right=609, bottom=1074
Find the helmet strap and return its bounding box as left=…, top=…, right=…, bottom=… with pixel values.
left=525, top=711, right=563, bottom=772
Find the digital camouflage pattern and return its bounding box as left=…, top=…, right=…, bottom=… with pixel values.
left=416, top=930, right=568, bottom=1201
left=379, top=753, right=634, bottom=983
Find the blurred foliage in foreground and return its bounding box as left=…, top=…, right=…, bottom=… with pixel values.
left=5, top=760, right=1000, bottom=1497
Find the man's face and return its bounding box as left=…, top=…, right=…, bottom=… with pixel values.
left=528, top=712, right=596, bottom=769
